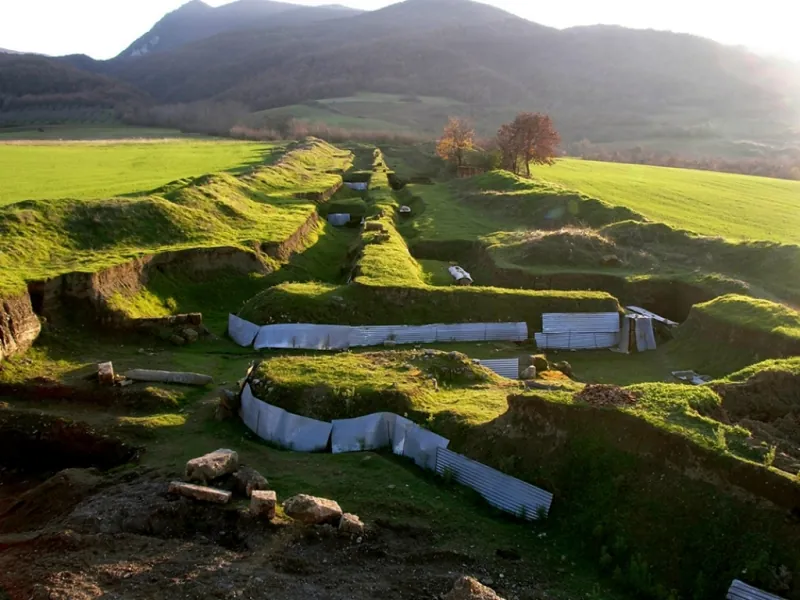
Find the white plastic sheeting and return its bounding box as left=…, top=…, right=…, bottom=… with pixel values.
left=228, top=314, right=261, bottom=347
left=727, top=580, right=786, bottom=600
left=435, top=447, right=553, bottom=519
left=448, top=266, right=473, bottom=285
left=238, top=319, right=529, bottom=350
left=241, top=384, right=332, bottom=452
left=344, top=182, right=368, bottom=191
left=476, top=358, right=520, bottom=379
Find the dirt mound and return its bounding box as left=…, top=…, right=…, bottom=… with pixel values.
left=0, top=468, right=102, bottom=535
left=575, top=384, right=639, bottom=407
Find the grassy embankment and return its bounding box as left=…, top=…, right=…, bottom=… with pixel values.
left=401, top=168, right=800, bottom=306
left=240, top=150, right=619, bottom=331
left=0, top=139, right=351, bottom=310
left=0, top=138, right=284, bottom=205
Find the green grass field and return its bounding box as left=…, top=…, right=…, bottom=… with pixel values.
left=0, top=139, right=283, bottom=204
left=533, top=159, right=800, bottom=243
left=0, top=125, right=191, bottom=141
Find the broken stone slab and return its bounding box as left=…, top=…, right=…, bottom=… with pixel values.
left=169, top=335, right=186, bottom=346
left=338, top=513, right=364, bottom=536
left=444, top=576, right=505, bottom=600
left=531, top=355, right=549, bottom=372
left=125, top=369, right=213, bottom=386
left=250, top=490, right=277, bottom=519
left=283, top=494, right=342, bottom=525
left=232, top=466, right=268, bottom=498
left=185, top=449, right=239, bottom=484
left=168, top=481, right=232, bottom=504
left=181, top=328, right=199, bottom=343
left=98, top=362, right=115, bottom=386
left=520, top=366, right=537, bottom=380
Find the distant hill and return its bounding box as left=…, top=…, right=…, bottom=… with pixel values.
left=118, top=0, right=363, bottom=58
left=0, top=48, right=23, bottom=54
left=10, top=0, right=800, bottom=154
left=0, top=54, right=148, bottom=126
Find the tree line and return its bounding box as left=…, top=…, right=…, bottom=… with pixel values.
left=436, top=113, right=561, bottom=176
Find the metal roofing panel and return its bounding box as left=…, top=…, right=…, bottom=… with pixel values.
left=727, top=580, right=786, bottom=600
left=535, top=331, right=619, bottom=350
left=228, top=314, right=260, bottom=347
left=254, top=324, right=353, bottom=350
left=542, top=313, right=620, bottom=334
left=327, top=213, right=351, bottom=227
left=435, top=447, right=553, bottom=519
left=389, top=414, right=415, bottom=456
left=633, top=316, right=657, bottom=351
left=477, top=358, right=520, bottom=379
left=626, top=306, right=679, bottom=327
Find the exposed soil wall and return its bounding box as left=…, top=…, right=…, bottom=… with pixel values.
left=261, top=211, right=320, bottom=262
left=410, top=240, right=720, bottom=322
left=443, top=394, right=800, bottom=598
left=0, top=292, right=41, bottom=362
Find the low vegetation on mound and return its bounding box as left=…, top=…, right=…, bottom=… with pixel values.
left=0, top=138, right=352, bottom=296
left=532, top=158, right=800, bottom=244
left=0, top=139, right=285, bottom=205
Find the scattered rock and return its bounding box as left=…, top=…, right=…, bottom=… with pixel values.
left=169, top=334, right=186, bottom=346
left=283, top=494, right=342, bottom=525
left=97, top=362, right=115, bottom=386
left=444, top=576, right=505, bottom=600
left=187, top=313, right=203, bottom=326
left=181, top=328, right=199, bottom=344
left=250, top=490, right=277, bottom=519
left=218, top=388, right=240, bottom=411
left=520, top=366, right=537, bottom=380
left=338, top=513, right=365, bottom=536
left=185, top=449, right=239, bottom=484
left=524, top=380, right=566, bottom=391
left=168, top=481, right=232, bottom=504
left=532, top=355, right=550, bottom=372
left=553, top=360, right=573, bottom=378
left=232, top=466, right=268, bottom=497
left=601, top=254, right=624, bottom=267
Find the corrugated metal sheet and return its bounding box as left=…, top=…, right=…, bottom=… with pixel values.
left=228, top=314, right=260, bottom=347
left=344, top=182, right=368, bottom=191
left=542, top=312, right=620, bottom=334
left=633, top=316, right=657, bottom=351
left=403, top=425, right=450, bottom=470
left=614, top=315, right=632, bottom=354
left=727, top=580, right=786, bottom=600
left=435, top=447, right=553, bottom=519
left=535, top=331, right=619, bottom=350
left=476, top=358, right=519, bottom=379
left=389, top=414, right=415, bottom=456
left=626, top=306, right=678, bottom=327
left=327, top=213, right=351, bottom=227
left=254, top=324, right=353, bottom=350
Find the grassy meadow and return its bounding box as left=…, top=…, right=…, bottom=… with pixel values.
left=533, top=158, right=800, bottom=243
left=0, top=139, right=284, bottom=204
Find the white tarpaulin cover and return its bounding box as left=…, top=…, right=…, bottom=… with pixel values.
left=228, top=314, right=261, bottom=347
left=402, top=425, right=450, bottom=469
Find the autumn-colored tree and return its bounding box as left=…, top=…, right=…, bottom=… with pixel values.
left=436, top=117, right=475, bottom=167
left=495, top=112, right=561, bottom=177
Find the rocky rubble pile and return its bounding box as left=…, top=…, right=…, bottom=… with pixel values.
left=575, top=384, right=639, bottom=407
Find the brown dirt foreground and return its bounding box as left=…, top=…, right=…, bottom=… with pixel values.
left=0, top=469, right=540, bottom=600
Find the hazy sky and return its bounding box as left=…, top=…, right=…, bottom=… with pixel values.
left=2, top=0, right=799, bottom=61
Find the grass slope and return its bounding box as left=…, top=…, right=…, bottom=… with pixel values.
left=0, top=139, right=283, bottom=204
left=533, top=158, right=800, bottom=243
left=0, top=138, right=352, bottom=295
